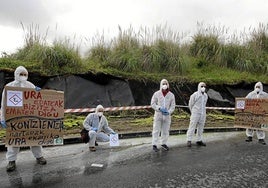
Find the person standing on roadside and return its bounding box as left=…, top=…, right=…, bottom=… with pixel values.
left=245, top=82, right=267, bottom=145
left=186, top=82, right=208, bottom=147
left=151, top=79, right=176, bottom=152
left=0, top=66, right=46, bottom=172
left=83, top=104, right=116, bottom=152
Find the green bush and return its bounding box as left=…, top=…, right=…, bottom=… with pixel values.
left=87, top=45, right=111, bottom=64
left=190, top=34, right=222, bottom=66
left=86, top=26, right=187, bottom=74
left=222, top=44, right=247, bottom=69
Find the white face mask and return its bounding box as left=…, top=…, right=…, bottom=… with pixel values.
left=97, top=112, right=103, bottom=117
left=255, top=88, right=260, bottom=93
left=19, top=76, right=27, bottom=82
left=162, top=84, right=168, bottom=90
left=201, top=87, right=206, bottom=93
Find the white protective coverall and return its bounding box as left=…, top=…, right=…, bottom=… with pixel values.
left=83, top=105, right=114, bottom=147
left=245, top=82, right=268, bottom=139
left=1, top=66, right=43, bottom=161
left=151, top=79, right=176, bottom=146
left=187, top=82, right=208, bottom=142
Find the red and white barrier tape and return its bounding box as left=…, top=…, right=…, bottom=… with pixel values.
left=64, top=105, right=152, bottom=113
left=64, top=105, right=235, bottom=113
left=175, top=105, right=235, bottom=111
left=206, top=107, right=235, bottom=110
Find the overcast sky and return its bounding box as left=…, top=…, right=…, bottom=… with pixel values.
left=0, top=0, right=267, bottom=56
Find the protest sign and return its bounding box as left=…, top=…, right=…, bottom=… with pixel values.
left=234, top=98, right=268, bottom=131
left=4, top=86, right=64, bottom=146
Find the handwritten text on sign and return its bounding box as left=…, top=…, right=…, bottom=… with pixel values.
left=234, top=98, right=268, bottom=131
left=5, top=86, right=64, bottom=146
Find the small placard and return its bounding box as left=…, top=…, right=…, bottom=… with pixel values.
left=54, top=137, right=64, bottom=145
left=7, top=90, right=23, bottom=107
left=236, top=100, right=245, bottom=109
left=110, top=133, right=119, bottom=146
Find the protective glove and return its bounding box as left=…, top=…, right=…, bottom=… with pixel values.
left=162, top=110, right=169, bottom=116
left=35, top=86, right=41, bottom=91
left=160, top=107, right=169, bottom=115
left=1, top=120, right=7, bottom=129
left=91, top=127, right=98, bottom=132
left=159, top=107, right=165, bottom=113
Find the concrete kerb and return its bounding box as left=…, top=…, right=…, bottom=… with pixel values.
left=0, top=127, right=244, bottom=152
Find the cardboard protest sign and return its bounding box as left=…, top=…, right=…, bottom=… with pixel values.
left=4, top=86, right=64, bottom=146
left=234, top=98, right=268, bottom=131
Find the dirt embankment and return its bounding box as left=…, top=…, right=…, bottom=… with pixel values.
left=108, top=116, right=234, bottom=133
left=63, top=114, right=235, bottom=138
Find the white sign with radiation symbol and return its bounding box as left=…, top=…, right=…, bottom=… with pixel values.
left=110, top=133, right=119, bottom=146
left=236, top=100, right=245, bottom=110
left=7, top=90, right=23, bottom=107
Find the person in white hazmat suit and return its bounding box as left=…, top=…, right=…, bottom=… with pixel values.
left=186, top=82, right=208, bottom=147
left=151, top=79, right=176, bottom=152
left=83, top=104, right=116, bottom=152
left=245, top=82, right=267, bottom=145
left=0, top=66, right=46, bottom=172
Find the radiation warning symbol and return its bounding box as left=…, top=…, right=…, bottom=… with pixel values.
left=7, top=90, right=23, bottom=107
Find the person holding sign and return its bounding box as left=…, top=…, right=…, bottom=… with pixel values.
left=1, top=66, right=46, bottom=172
left=83, top=104, right=116, bottom=152
left=245, top=82, right=268, bottom=145
left=186, top=82, right=208, bottom=147
left=151, top=79, right=176, bottom=152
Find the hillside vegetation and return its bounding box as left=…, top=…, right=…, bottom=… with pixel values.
left=1, top=23, right=268, bottom=84
left=3, top=23, right=264, bottom=139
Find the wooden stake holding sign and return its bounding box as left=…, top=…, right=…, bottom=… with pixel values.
left=4, top=86, right=64, bottom=147
left=234, top=98, right=268, bottom=131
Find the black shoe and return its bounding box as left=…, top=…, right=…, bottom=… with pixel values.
left=95, top=141, right=98, bottom=146
left=187, top=141, right=192, bottom=147
left=258, top=139, right=266, bottom=145
left=161, top=144, right=169, bottom=151
left=89, top=147, right=96, bottom=152
left=153, top=145, right=159, bottom=152
left=36, top=157, right=47, bottom=165
left=196, top=141, right=206, bottom=146
left=6, top=161, right=16, bottom=172
left=245, top=136, right=253, bottom=142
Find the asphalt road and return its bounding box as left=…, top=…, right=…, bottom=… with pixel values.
left=0, top=131, right=267, bottom=188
